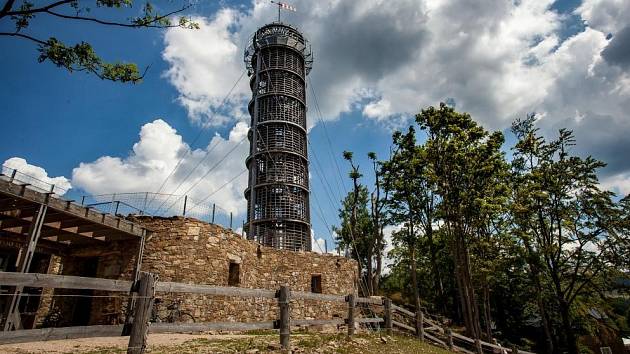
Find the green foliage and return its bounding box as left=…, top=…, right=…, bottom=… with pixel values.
left=510, top=113, right=630, bottom=353
left=0, top=1, right=198, bottom=83
left=38, top=38, right=142, bottom=83
left=372, top=104, right=630, bottom=352
left=333, top=185, right=374, bottom=256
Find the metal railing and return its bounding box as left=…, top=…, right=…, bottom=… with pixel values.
left=0, top=165, right=241, bottom=231
left=0, top=165, right=69, bottom=197
left=80, top=192, right=238, bottom=230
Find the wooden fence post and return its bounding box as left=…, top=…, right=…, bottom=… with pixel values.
left=347, top=294, right=355, bottom=336
left=475, top=338, right=483, bottom=354
left=383, top=298, right=392, bottom=336
left=416, top=311, right=424, bottom=341
left=447, top=328, right=454, bottom=350
left=127, top=272, right=156, bottom=354
left=278, top=285, right=290, bottom=350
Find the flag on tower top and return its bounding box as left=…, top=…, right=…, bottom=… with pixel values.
left=271, top=1, right=296, bottom=12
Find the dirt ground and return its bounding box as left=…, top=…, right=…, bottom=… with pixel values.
left=0, top=333, right=212, bottom=353
left=0, top=332, right=452, bottom=354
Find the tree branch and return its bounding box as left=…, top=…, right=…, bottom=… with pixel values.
left=0, top=0, right=16, bottom=19
left=44, top=4, right=192, bottom=29
left=0, top=31, right=47, bottom=45
left=5, top=0, right=74, bottom=16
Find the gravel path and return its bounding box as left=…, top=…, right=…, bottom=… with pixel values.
left=0, top=333, right=243, bottom=353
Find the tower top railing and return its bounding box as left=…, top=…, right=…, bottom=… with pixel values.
left=244, top=22, right=313, bottom=75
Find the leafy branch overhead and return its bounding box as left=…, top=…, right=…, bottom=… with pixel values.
left=0, top=0, right=199, bottom=83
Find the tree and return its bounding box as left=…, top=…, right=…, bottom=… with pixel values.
left=0, top=1, right=198, bottom=83
left=381, top=127, right=425, bottom=329
left=333, top=151, right=379, bottom=296
left=333, top=184, right=374, bottom=296
left=368, top=151, right=387, bottom=294
left=416, top=103, right=507, bottom=340
left=511, top=115, right=629, bottom=354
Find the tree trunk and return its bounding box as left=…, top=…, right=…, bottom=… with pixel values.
left=482, top=282, right=493, bottom=340
left=537, top=289, right=556, bottom=354
left=523, top=237, right=555, bottom=354
left=374, top=225, right=384, bottom=294
left=559, top=297, right=578, bottom=354
left=366, top=247, right=374, bottom=296
left=410, top=244, right=421, bottom=314
left=408, top=220, right=421, bottom=315
left=454, top=233, right=481, bottom=339
left=453, top=237, right=473, bottom=335
left=426, top=224, right=445, bottom=313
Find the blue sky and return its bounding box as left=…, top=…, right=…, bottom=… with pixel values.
left=1, top=0, right=629, bottom=253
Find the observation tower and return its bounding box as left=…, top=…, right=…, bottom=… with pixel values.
left=244, top=22, right=313, bottom=251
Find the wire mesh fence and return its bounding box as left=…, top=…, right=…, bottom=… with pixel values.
left=0, top=164, right=241, bottom=231
left=0, top=165, right=70, bottom=196
left=80, top=192, right=238, bottom=230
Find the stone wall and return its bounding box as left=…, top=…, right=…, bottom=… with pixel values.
left=34, top=240, right=140, bottom=327
left=33, top=216, right=357, bottom=326
left=133, top=216, right=358, bottom=323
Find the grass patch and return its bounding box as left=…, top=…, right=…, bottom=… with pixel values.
left=62, top=332, right=451, bottom=353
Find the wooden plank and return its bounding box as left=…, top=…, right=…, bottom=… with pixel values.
left=451, top=331, right=475, bottom=344
left=0, top=272, right=132, bottom=292
left=392, top=320, right=415, bottom=333
left=384, top=298, right=393, bottom=335
left=155, top=282, right=276, bottom=298
left=356, top=317, right=383, bottom=324
left=128, top=272, right=155, bottom=354
left=292, top=319, right=344, bottom=327
left=454, top=344, right=476, bottom=354
left=478, top=339, right=508, bottom=351
left=292, top=291, right=346, bottom=302
left=424, top=316, right=444, bottom=331
left=356, top=296, right=383, bottom=305
left=0, top=179, right=145, bottom=238
left=425, top=325, right=445, bottom=334
left=0, top=325, right=123, bottom=344
left=347, top=294, right=355, bottom=336
left=391, top=304, right=415, bottom=317
left=278, top=285, right=290, bottom=350
left=425, top=331, right=447, bottom=347
left=149, top=321, right=275, bottom=333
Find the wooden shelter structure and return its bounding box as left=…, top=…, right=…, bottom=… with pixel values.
left=0, top=167, right=147, bottom=331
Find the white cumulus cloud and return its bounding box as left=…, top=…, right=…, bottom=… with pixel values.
left=2, top=157, right=72, bottom=195
left=71, top=119, right=249, bottom=216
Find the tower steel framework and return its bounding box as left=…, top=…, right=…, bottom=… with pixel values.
left=244, top=23, right=313, bottom=251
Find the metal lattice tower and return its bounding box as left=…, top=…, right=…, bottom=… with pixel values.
left=244, top=23, right=313, bottom=251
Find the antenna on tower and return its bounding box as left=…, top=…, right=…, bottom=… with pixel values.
left=270, top=1, right=296, bottom=22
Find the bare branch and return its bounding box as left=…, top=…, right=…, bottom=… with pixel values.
left=5, top=0, right=74, bottom=16
left=0, top=0, right=17, bottom=18
left=44, top=4, right=193, bottom=29
left=0, top=31, right=46, bottom=45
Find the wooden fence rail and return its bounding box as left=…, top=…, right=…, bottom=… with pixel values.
left=0, top=325, right=124, bottom=344
left=0, top=271, right=384, bottom=353
left=389, top=304, right=535, bottom=354
left=0, top=271, right=535, bottom=354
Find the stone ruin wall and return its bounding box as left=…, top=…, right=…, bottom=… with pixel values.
left=33, top=216, right=357, bottom=326
left=35, top=240, right=140, bottom=327
left=133, top=216, right=358, bottom=323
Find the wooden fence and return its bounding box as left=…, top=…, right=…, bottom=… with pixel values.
left=0, top=271, right=534, bottom=354
left=386, top=302, right=535, bottom=354
left=0, top=271, right=383, bottom=353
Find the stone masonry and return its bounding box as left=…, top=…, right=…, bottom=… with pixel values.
left=134, top=216, right=358, bottom=323
left=32, top=216, right=357, bottom=326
